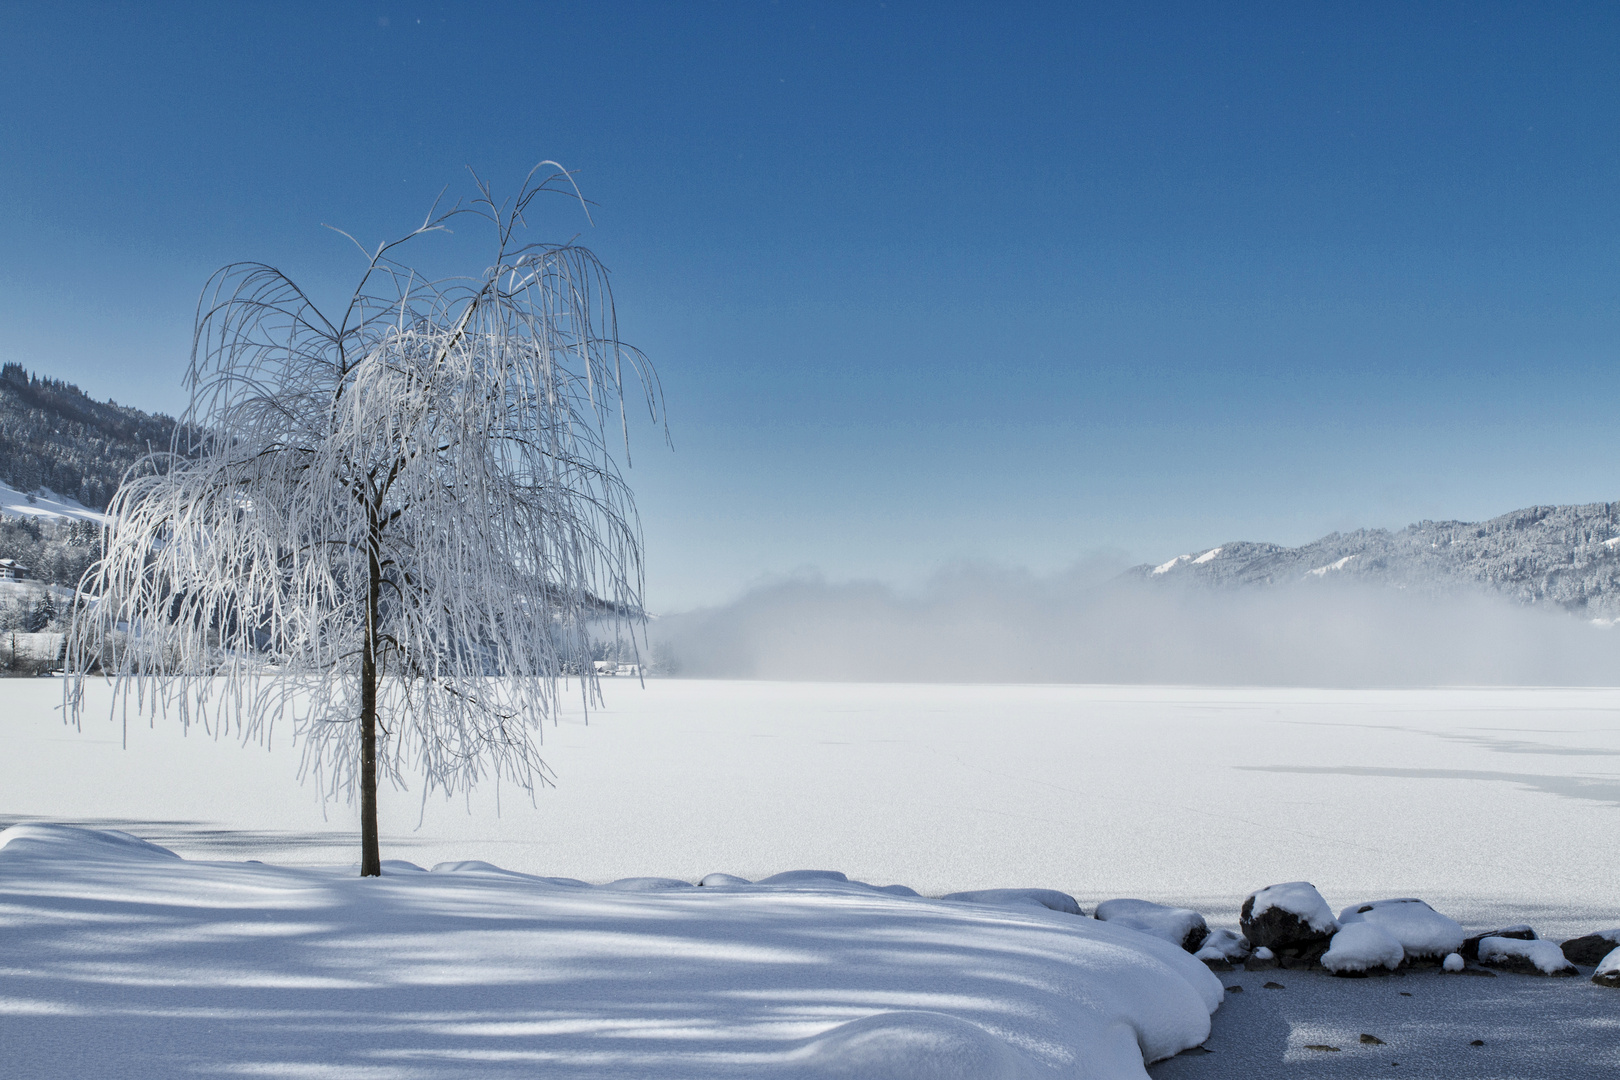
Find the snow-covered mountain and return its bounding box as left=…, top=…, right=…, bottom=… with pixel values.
left=1133, top=502, right=1620, bottom=617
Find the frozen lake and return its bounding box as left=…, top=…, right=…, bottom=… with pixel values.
left=3, top=679, right=1617, bottom=936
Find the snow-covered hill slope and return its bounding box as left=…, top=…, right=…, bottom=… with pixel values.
left=1134, top=502, right=1620, bottom=617
left=0, top=479, right=108, bottom=524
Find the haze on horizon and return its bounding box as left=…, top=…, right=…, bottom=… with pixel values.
left=5, top=3, right=1619, bottom=612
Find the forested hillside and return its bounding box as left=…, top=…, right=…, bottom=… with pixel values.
left=0, top=364, right=182, bottom=592
left=0, top=363, right=179, bottom=511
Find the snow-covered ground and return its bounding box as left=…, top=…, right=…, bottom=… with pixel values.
left=1, top=823, right=1221, bottom=1079
left=2, top=679, right=1618, bottom=1075
left=0, top=480, right=107, bottom=524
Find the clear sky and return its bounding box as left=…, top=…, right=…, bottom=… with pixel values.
left=4, top=2, right=1619, bottom=610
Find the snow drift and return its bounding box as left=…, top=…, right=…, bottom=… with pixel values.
left=0, top=824, right=1221, bottom=1079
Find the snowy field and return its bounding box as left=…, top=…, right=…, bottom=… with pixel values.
left=3, top=679, right=1619, bottom=1076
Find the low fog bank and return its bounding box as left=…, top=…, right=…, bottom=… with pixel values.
left=651, top=562, right=1620, bottom=686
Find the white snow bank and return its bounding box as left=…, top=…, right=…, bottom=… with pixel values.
left=1306, top=555, right=1357, bottom=577
left=1598, top=946, right=1620, bottom=977
left=943, top=888, right=1083, bottom=915
left=1192, top=547, right=1222, bottom=564
left=0, top=825, right=1221, bottom=1079
left=1338, top=898, right=1464, bottom=959
left=1095, top=898, right=1208, bottom=951
left=789, top=1010, right=1045, bottom=1080
left=1443, top=952, right=1465, bottom=972
left=1321, top=922, right=1405, bottom=974
left=1478, top=936, right=1578, bottom=974
left=0, top=820, right=180, bottom=860
left=1245, top=882, right=1339, bottom=934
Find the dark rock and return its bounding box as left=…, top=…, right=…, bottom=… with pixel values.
left=1457, top=967, right=1497, bottom=977
left=1263, top=981, right=1285, bottom=989
left=1202, top=957, right=1234, bottom=972
left=1593, top=969, right=1620, bottom=988
left=1245, top=951, right=1279, bottom=971
left=1460, top=925, right=1533, bottom=962
left=1476, top=938, right=1577, bottom=976
left=1560, top=930, right=1620, bottom=966
left=1479, top=954, right=1575, bottom=977
left=1470, top=1040, right=1484, bottom=1046
left=1240, top=884, right=1337, bottom=960
left=1304, top=1045, right=1341, bottom=1052
left=1360, top=1034, right=1386, bottom=1045
left=1225, top=985, right=1243, bottom=993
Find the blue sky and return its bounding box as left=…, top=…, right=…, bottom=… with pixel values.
left=4, top=2, right=1620, bottom=609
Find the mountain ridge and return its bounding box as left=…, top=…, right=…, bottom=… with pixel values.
left=1132, top=501, right=1620, bottom=618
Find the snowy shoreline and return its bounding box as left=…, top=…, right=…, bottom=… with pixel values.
left=3, top=822, right=1615, bottom=1079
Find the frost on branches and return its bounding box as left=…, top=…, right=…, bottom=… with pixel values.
left=67, top=164, right=662, bottom=875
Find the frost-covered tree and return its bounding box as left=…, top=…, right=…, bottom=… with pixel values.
left=67, top=164, right=661, bottom=875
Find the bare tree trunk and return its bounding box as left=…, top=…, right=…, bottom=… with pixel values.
left=359, top=516, right=383, bottom=878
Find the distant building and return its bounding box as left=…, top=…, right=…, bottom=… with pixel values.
left=0, top=559, right=28, bottom=582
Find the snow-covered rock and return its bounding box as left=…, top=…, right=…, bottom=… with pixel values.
left=1442, top=952, right=1465, bottom=972
left=1593, top=946, right=1620, bottom=988
left=1095, top=898, right=1209, bottom=952
left=0, top=824, right=1223, bottom=1079
left=1477, top=936, right=1579, bottom=976
left=759, top=869, right=851, bottom=885
left=1461, top=924, right=1535, bottom=961
left=1244, top=945, right=1277, bottom=970
left=700, top=872, right=753, bottom=886
left=605, top=876, right=694, bottom=891
left=1337, top=898, right=1464, bottom=962
left=1240, top=882, right=1339, bottom=958
left=1193, top=928, right=1252, bottom=969
left=1321, top=923, right=1404, bottom=976
left=943, top=888, right=1083, bottom=915
left=1560, top=928, right=1620, bottom=966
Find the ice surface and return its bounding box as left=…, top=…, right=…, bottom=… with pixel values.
left=1477, top=936, right=1577, bottom=974
left=1246, top=882, right=1339, bottom=934
left=5, top=680, right=1620, bottom=939
left=1096, top=898, right=1209, bottom=950
left=1337, top=898, right=1464, bottom=959
left=0, top=824, right=1220, bottom=1079
left=1149, top=965, right=1620, bottom=1079
left=1320, top=922, right=1404, bottom=974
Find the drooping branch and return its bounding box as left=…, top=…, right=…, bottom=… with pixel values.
left=67, top=165, right=664, bottom=823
